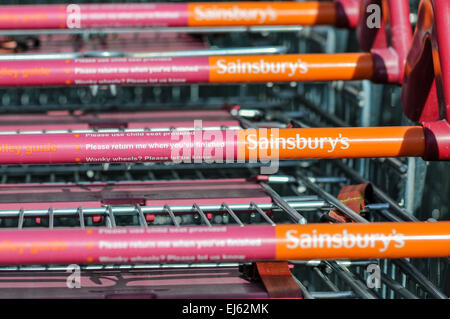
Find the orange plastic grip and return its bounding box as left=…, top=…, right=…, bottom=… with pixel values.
left=275, top=221, right=450, bottom=260
left=237, top=126, right=426, bottom=159
left=209, top=53, right=374, bottom=83
left=187, top=2, right=337, bottom=26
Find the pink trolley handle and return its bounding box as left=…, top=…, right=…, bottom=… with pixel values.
left=357, top=0, right=412, bottom=83
left=401, top=0, right=450, bottom=160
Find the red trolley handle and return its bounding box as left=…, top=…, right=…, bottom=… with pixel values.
left=357, top=0, right=412, bottom=84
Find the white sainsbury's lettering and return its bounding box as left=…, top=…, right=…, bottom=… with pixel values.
left=194, top=5, right=277, bottom=24
left=246, top=133, right=350, bottom=152
left=285, top=229, right=405, bottom=252
left=216, top=59, right=308, bottom=77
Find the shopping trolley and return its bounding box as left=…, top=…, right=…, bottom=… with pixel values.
left=0, top=0, right=448, bottom=299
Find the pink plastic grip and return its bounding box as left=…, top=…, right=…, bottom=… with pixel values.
left=0, top=4, right=189, bottom=29
left=401, top=0, right=450, bottom=160
left=0, top=131, right=238, bottom=164
left=0, top=57, right=210, bottom=86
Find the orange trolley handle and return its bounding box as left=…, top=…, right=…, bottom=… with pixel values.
left=0, top=126, right=437, bottom=164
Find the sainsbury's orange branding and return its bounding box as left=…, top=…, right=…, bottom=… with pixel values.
left=209, top=54, right=375, bottom=82
left=275, top=222, right=450, bottom=260
left=187, top=2, right=337, bottom=26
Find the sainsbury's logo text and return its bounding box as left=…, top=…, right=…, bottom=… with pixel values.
left=193, top=5, right=277, bottom=24
left=216, top=59, right=308, bottom=77
left=285, top=229, right=405, bottom=252
left=246, top=133, right=349, bottom=152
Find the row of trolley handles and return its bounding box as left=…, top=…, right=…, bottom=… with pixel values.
left=0, top=0, right=448, bottom=265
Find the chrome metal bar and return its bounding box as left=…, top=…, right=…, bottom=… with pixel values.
left=77, top=206, right=85, bottom=229
left=251, top=201, right=275, bottom=226
left=17, top=207, right=24, bottom=229
left=48, top=207, right=54, bottom=229
left=267, top=176, right=296, bottom=183
left=291, top=260, right=378, bottom=267
left=106, top=205, right=116, bottom=228
left=380, top=273, right=418, bottom=299
left=326, top=261, right=377, bottom=299
left=310, top=291, right=355, bottom=299
left=0, top=126, right=241, bottom=136
left=267, top=175, right=347, bottom=185
left=0, top=161, right=300, bottom=176
left=222, top=202, right=244, bottom=226
left=0, top=46, right=287, bottom=61
left=0, top=26, right=304, bottom=37
left=260, top=182, right=306, bottom=224
left=133, top=46, right=287, bottom=58
left=0, top=262, right=242, bottom=272
left=313, top=267, right=340, bottom=292
left=365, top=203, right=390, bottom=211
left=309, top=177, right=348, bottom=183
left=193, top=203, right=211, bottom=227
left=394, top=259, right=447, bottom=299
left=164, top=204, right=179, bottom=227
left=0, top=200, right=329, bottom=218
left=136, top=204, right=148, bottom=228
left=0, top=52, right=82, bottom=61
left=283, top=195, right=320, bottom=202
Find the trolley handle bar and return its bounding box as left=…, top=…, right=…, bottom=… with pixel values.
left=0, top=2, right=356, bottom=29
left=0, top=126, right=435, bottom=164
left=0, top=221, right=448, bottom=265
left=0, top=53, right=382, bottom=86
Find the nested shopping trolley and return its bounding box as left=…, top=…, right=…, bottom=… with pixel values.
left=0, top=0, right=448, bottom=299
